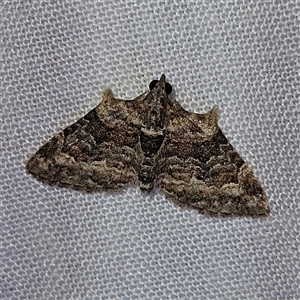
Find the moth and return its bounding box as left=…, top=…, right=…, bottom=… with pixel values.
left=26, top=75, right=269, bottom=216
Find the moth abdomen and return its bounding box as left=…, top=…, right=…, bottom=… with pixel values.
left=140, top=130, right=164, bottom=155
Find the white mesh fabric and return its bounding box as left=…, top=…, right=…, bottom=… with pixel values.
left=1, top=1, right=299, bottom=299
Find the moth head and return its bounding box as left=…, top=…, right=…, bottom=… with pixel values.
left=149, top=74, right=172, bottom=95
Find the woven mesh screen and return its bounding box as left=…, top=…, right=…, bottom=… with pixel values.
left=2, top=1, right=299, bottom=299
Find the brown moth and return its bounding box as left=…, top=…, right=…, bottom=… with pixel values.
left=27, top=75, right=269, bottom=216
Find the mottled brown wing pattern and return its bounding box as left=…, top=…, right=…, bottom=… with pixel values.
left=26, top=90, right=146, bottom=191
left=27, top=75, right=269, bottom=216
left=157, top=101, right=269, bottom=216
